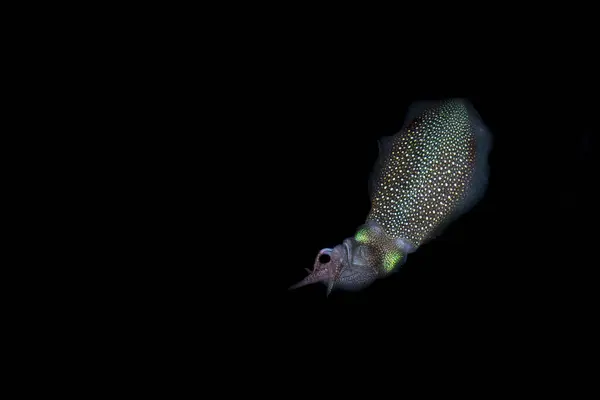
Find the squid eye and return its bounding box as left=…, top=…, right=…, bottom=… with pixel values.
left=318, top=253, right=331, bottom=263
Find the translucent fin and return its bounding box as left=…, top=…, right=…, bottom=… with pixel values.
left=368, top=135, right=395, bottom=199
left=402, top=100, right=439, bottom=129
left=455, top=99, right=493, bottom=216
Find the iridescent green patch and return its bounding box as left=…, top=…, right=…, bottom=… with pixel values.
left=383, top=250, right=403, bottom=272
left=355, top=228, right=370, bottom=243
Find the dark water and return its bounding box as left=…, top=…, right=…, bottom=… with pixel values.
left=127, top=57, right=595, bottom=363
left=275, top=95, right=592, bottom=300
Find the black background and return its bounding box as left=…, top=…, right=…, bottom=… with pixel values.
left=204, top=69, right=595, bottom=332
left=132, top=39, right=597, bottom=359
left=91, top=18, right=599, bottom=385
left=63, top=9, right=600, bottom=389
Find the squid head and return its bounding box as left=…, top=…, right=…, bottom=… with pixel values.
left=289, top=222, right=410, bottom=296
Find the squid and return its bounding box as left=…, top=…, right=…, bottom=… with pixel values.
left=290, top=98, right=492, bottom=296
